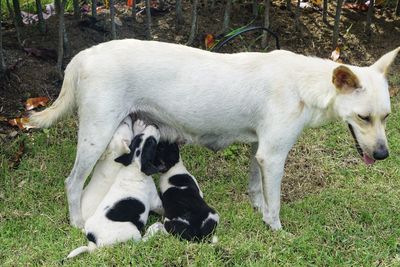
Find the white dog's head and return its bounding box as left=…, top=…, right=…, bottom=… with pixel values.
left=332, top=47, right=399, bottom=165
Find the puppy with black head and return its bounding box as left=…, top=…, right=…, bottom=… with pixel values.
left=148, top=142, right=219, bottom=242
left=67, top=120, right=162, bottom=258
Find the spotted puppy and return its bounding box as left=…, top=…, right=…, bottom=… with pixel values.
left=151, top=142, right=219, bottom=241
left=80, top=116, right=134, bottom=222
left=67, top=121, right=162, bottom=258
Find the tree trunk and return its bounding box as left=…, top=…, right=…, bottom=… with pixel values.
left=0, top=1, right=6, bottom=77
left=187, top=0, right=199, bottom=45
left=396, top=0, right=400, bottom=16
left=365, top=0, right=374, bottom=36
left=176, top=0, right=184, bottom=30
left=295, top=0, right=301, bottom=30
left=12, top=0, right=23, bottom=26
left=55, top=0, right=67, bottom=79
left=35, top=0, right=46, bottom=33
left=261, top=0, right=270, bottom=49
left=222, top=0, right=233, bottom=33
left=332, top=0, right=344, bottom=48
left=92, top=0, right=97, bottom=17
left=286, top=0, right=291, bottom=11
left=110, top=0, right=117, bottom=39
left=322, top=0, right=328, bottom=23
left=253, top=0, right=258, bottom=17
left=145, top=0, right=152, bottom=39
left=73, top=0, right=81, bottom=19
left=6, top=0, right=22, bottom=47
left=211, top=0, right=216, bottom=9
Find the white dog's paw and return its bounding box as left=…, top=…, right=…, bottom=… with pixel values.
left=133, top=120, right=146, bottom=135
left=263, top=213, right=282, bottom=231
left=70, top=217, right=85, bottom=229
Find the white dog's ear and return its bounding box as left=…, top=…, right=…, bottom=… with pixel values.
left=371, top=46, right=400, bottom=75
left=122, top=139, right=131, bottom=154
left=332, top=65, right=360, bottom=93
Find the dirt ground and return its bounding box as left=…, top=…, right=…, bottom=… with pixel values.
left=0, top=0, right=399, bottom=127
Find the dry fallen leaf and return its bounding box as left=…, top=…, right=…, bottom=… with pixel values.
left=343, top=3, right=369, bottom=12
left=205, top=34, right=215, bottom=50
left=311, top=0, right=322, bottom=8
left=330, top=47, right=341, bottom=62
left=8, top=117, right=36, bottom=130
left=390, top=87, right=399, bottom=97
left=25, top=96, right=49, bottom=111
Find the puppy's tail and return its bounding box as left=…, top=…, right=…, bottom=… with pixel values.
left=67, top=241, right=96, bottom=259
left=30, top=58, right=78, bottom=128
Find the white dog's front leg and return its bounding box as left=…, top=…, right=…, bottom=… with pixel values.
left=255, top=149, right=287, bottom=231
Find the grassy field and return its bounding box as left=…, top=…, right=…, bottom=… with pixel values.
left=1, top=79, right=400, bottom=266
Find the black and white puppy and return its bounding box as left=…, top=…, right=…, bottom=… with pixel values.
left=67, top=121, right=162, bottom=258
left=148, top=142, right=219, bottom=241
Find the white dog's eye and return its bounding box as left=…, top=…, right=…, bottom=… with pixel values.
left=357, top=114, right=371, bottom=122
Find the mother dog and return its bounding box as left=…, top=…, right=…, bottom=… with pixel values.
left=30, top=39, right=399, bottom=230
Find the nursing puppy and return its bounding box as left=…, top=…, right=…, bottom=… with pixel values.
left=67, top=121, right=162, bottom=258
left=80, top=116, right=133, bottom=222
left=154, top=142, right=219, bottom=241
left=30, top=39, right=399, bottom=230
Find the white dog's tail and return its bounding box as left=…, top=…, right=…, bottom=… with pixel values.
left=67, top=241, right=96, bottom=258
left=30, top=58, right=78, bottom=128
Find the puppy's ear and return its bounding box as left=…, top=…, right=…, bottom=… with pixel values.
left=371, top=46, right=400, bottom=75
left=114, top=152, right=133, bottom=166
left=332, top=65, right=360, bottom=93
left=140, top=137, right=158, bottom=175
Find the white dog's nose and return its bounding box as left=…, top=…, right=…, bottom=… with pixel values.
left=373, top=144, right=389, bottom=160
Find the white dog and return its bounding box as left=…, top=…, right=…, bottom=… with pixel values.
left=67, top=121, right=162, bottom=258
left=151, top=142, right=219, bottom=241
left=30, top=39, right=399, bottom=230
left=80, top=116, right=133, bottom=222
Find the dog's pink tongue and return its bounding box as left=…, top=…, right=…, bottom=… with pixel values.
left=363, top=153, right=376, bottom=165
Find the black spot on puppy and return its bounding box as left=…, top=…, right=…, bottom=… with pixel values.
left=135, top=149, right=141, bottom=157
left=86, top=232, right=97, bottom=244
left=169, top=174, right=200, bottom=194
left=106, top=197, right=145, bottom=230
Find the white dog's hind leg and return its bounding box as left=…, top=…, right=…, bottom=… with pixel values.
left=248, top=143, right=265, bottom=212
left=66, top=113, right=123, bottom=228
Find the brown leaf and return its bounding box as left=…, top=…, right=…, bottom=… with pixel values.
left=25, top=97, right=49, bottom=111
left=330, top=47, right=341, bottom=62
left=8, top=117, right=36, bottom=130
left=205, top=34, right=215, bottom=50
left=343, top=3, right=369, bottom=12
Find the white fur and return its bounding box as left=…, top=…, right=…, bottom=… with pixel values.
left=67, top=124, right=162, bottom=258
left=30, top=39, right=399, bottom=230
left=80, top=116, right=133, bottom=222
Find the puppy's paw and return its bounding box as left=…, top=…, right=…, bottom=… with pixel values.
left=133, top=120, right=146, bottom=135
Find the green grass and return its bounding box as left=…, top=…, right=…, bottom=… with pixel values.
left=1, top=91, right=400, bottom=266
